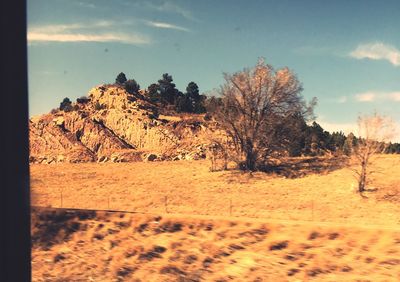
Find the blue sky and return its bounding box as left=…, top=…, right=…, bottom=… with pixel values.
left=28, top=0, right=400, bottom=139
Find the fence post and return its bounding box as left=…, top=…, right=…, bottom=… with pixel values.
left=311, top=200, right=314, bottom=221
left=165, top=196, right=168, bottom=213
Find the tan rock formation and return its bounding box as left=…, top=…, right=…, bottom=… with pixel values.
left=29, top=84, right=213, bottom=163
left=29, top=116, right=95, bottom=163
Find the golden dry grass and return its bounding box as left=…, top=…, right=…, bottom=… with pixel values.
left=31, top=208, right=400, bottom=281
left=31, top=155, right=400, bottom=226
left=30, top=155, right=400, bottom=281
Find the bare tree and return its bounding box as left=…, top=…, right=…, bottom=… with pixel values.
left=350, top=113, right=396, bottom=195
left=211, top=58, right=315, bottom=171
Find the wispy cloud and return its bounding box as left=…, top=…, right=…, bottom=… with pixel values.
left=76, top=1, right=96, bottom=8
left=28, top=32, right=150, bottom=45
left=349, top=42, right=400, bottom=66
left=355, top=91, right=400, bottom=102
left=145, top=20, right=189, bottom=32
left=28, top=21, right=151, bottom=45
left=30, top=21, right=115, bottom=33
left=355, top=92, right=376, bottom=102
left=144, top=1, right=197, bottom=21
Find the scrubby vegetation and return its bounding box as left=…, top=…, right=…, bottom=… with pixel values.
left=349, top=113, right=397, bottom=194
left=59, top=97, right=72, bottom=112
left=76, top=96, right=90, bottom=104
left=124, top=79, right=140, bottom=95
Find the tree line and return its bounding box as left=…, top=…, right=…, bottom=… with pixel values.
left=113, top=71, right=400, bottom=157
left=57, top=68, right=400, bottom=161
left=115, top=72, right=206, bottom=114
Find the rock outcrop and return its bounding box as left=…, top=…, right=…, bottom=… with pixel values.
left=29, top=85, right=212, bottom=163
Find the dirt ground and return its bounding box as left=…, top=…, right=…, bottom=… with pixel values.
left=31, top=155, right=400, bottom=225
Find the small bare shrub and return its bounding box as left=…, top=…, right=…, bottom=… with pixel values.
left=350, top=113, right=396, bottom=194
left=207, top=141, right=229, bottom=172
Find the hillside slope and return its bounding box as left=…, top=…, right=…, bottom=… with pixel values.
left=29, top=85, right=211, bottom=164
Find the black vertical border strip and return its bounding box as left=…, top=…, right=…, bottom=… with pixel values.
left=0, top=0, right=31, bottom=281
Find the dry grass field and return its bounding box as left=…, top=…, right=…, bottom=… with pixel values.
left=30, top=155, right=400, bottom=281
left=31, top=155, right=400, bottom=225
left=31, top=208, right=400, bottom=281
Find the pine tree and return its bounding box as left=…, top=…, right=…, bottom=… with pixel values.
left=184, top=82, right=206, bottom=113
left=59, top=97, right=72, bottom=112
left=124, top=79, right=140, bottom=94
left=115, top=72, right=127, bottom=85
left=175, top=94, right=191, bottom=113
left=158, top=73, right=179, bottom=105
left=147, top=83, right=160, bottom=103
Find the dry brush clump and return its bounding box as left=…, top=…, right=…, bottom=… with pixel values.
left=349, top=112, right=397, bottom=195
left=204, top=129, right=232, bottom=172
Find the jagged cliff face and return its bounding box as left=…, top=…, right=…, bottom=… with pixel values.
left=29, top=85, right=210, bottom=163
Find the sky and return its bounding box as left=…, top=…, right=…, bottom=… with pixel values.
left=28, top=0, right=400, bottom=140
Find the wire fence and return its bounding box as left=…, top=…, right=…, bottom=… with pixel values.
left=30, top=189, right=400, bottom=227
left=31, top=190, right=338, bottom=223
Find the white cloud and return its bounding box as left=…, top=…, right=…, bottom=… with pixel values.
left=28, top=21, right=151, bottom=45
left=349, top=42, right=400, bottom=66
left=29, top=21, right=116, bottom=33
left=28, top=32, right=150, bottom=45
left=355, top=92, right=376, bottom=102
left=145, top=21, right=189, bottom=32
left=30, top=23, right=82, bottom=34
left=354, top=91, right=400, bottom=102
left=388, top=92, right=400, bottom=101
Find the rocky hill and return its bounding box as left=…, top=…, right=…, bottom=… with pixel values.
left=29, top=85, right=212, bottom=164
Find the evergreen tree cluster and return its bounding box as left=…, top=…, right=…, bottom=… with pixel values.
left=385, top=143, right=400, bottom=154
left=282, top=119, right=400, bottom=156
left=59, top=97, right=72, bottom=112
left=146, top=73, right=206, bottom=113
left=115, top=72, right=140, bottom=95
left=205, top=98, right=400, bottom=157
left=115, top=72, right=206, bottom=113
